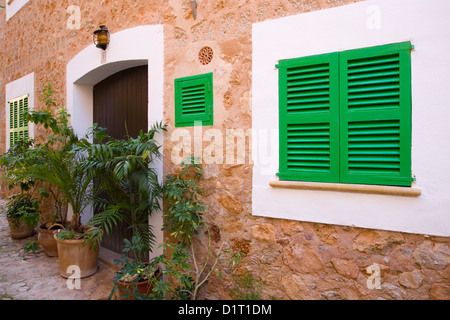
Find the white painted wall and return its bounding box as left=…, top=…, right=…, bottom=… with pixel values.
left=66, top=25, right=165, bottom=257
left=5, top=72, right=35, bottom=151
left=6, top=0, right=30, bottom=21
left=252, top=0, right=450, bottom=236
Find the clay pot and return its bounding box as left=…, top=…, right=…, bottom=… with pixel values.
left=116, top=266, right=162, bottom=300
left=7, top=218, right=35, bottom=239
left=54, top=230, right=100, bottom=279
left=38, top=223, right=64, bottom=257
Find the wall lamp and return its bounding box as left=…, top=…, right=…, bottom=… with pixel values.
left=93, top=25, right=110, bottom=50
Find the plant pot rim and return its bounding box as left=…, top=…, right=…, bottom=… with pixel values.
left=7, top=216, right=37, bottom=227
left=39, top=222, right=64, bottom=230
left=54, top=236, right=87, bottom=244
left=53, top=227, right=100, bottom=244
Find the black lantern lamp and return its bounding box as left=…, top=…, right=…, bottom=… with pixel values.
left=93, top=25, right=110, bottom=50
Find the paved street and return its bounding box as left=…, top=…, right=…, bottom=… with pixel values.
left=0, top=201, right=116, bottom=300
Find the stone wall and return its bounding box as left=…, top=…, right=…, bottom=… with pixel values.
left=0, top=0, right=448, bottom=299
left=202, top=217, right=450, bottom=300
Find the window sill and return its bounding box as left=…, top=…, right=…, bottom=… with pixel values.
left=269, top=180, right=421, bottom=197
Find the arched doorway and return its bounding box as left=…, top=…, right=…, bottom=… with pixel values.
left=66, top=25, right=165, bottom=259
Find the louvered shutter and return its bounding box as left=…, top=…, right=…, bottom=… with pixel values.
left=175, top=73, right=213, bottom=127
left=277, top=53, right=340, bottom=183
left=339, top=42, right=412, bottom=186
left=8, top=94, right=30, bottom=148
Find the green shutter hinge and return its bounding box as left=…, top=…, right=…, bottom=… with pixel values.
left=410, top=44, right=415, bottom=50
left=275, top=64, right=279, bottom=69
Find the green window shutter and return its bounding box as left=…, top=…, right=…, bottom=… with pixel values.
left=339, top=42, right=412, bottom=186
left=277, top=53, right=340, bottom=183
left=175, top=73, right=213, bottom=127
left=8, top=94, right=30, bottom=147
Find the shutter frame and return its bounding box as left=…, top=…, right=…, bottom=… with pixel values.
left=175, top=73, right=213, bottom=127
left=339, top=42, right=412, bottom=186
left=277, top=53, right=340, bottom=183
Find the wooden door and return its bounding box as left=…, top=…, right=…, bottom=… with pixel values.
left=93, top=65, right=148, bottom=256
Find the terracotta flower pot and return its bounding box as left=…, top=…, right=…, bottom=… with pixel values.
left=7, top=218, right=35, bottom=239
left=116, top=266, right=162, bottom=300
left=54, top=231, right=100, bottom=279
left=116, top=278, right=153, bottom=300
left=38, top=223, right=64, bottom=257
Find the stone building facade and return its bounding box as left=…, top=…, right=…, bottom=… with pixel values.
left=0, top=0, right=449, bottom=300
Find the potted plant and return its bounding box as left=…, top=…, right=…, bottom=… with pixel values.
left=0, top=86, right=68, bottom=255
left=15, top=84, right=100, bottom=277
left=109, top=237, right=162, bottom=300
left=6, top=193, right=40, bottom=239
left=37, top=222, right=64, bottom=257
left=36, top=176, right=69, bottom=257
left=143, top=157, right=244, bottom=300
left=36, top=186, right=66, bottom=257
left=0, top=140, right=42, bottom=240
left=26, top=135, right=98, bottom=278
left=78, top=123, right=166, bottom=298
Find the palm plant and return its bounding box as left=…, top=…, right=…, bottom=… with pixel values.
left=18, top=83, right=94, bottom=233
left=18, top=145, right=94, bottom=233
left=79, top=122, right=167, bottom=261
left=1, top=84, right=82, bottom=228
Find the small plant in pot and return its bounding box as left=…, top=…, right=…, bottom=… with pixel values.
left=6, top=193, right=40, bottom=239
left=109, top=237, right=162, bottom=300
left=0, top=139, right=41, bottom=239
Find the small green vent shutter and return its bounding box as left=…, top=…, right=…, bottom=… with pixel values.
left=175, top=73, right=213, bottom=127
left=278, top=53, right=340, bottom=183
left=8, top=94, right=30, bottom=148
left=339, top=42, right=412, bottom=186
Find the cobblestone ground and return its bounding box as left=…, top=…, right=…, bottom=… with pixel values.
left=0, top=203, right=116, bottom=300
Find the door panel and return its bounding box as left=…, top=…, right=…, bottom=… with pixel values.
left=93, top=65, right=148, bottom=256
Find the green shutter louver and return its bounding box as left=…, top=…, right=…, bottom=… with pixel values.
left=175, top=73, right=213, bottom=127
left=339, top=42, right=412, bottom=186
left=278, top=53, right=340, bottom=183
left=8, top=94, right=30, bottom=148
